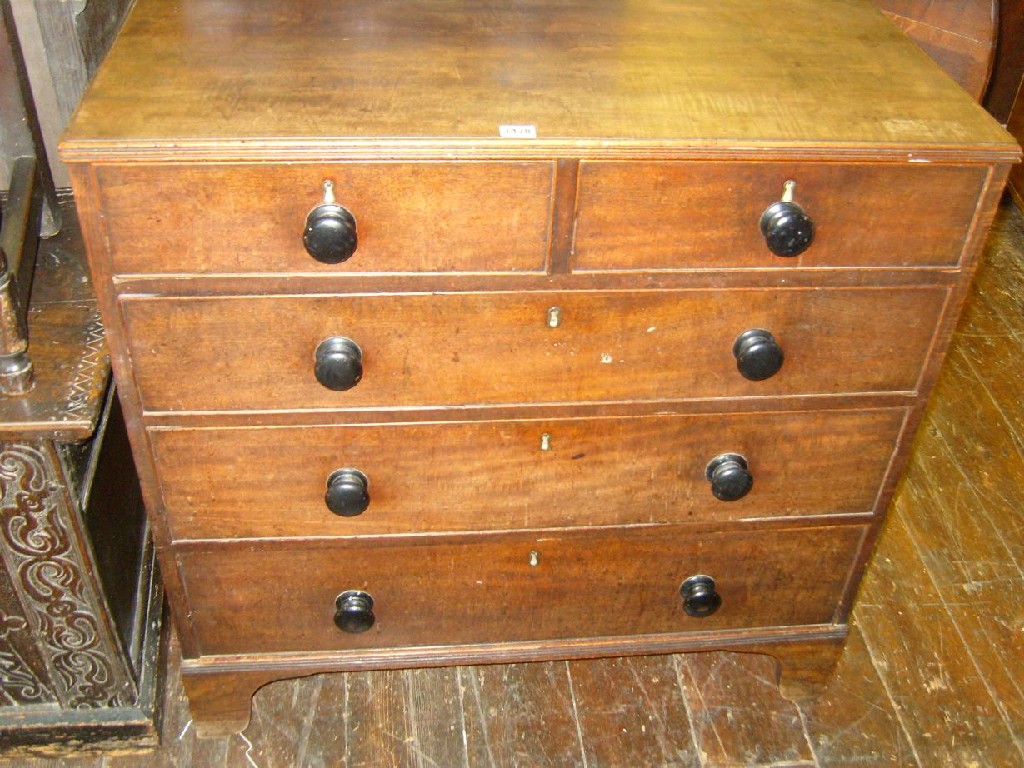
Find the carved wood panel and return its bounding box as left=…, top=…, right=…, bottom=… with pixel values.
left=0, top=570, right=52, bottom=705
left=0, top=441, right=134, bottom=708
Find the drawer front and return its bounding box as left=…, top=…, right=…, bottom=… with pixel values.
left=122, top=287, right=945, bottom=412
left=179, top=524, right=864, bottom=655
left=573, top=162, right=986, bottom=270
left=96, top=162, right=555, bottom=275
left=153, top=409, right=904, bottom=540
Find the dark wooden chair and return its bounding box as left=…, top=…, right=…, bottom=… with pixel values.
left=0, top=0, right=59, bottom=396
left=0, top=1, right=163, bottom=753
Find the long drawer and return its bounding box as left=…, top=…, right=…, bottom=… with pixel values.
left=178, top=524, right=865, bottom=656
left=122, top=287, right=946, bottom=412
left=95, top=162, right=556, bottom=275
left=152, top=408, right=904, bottom=540
left=573, top=162, right=986, bottom=270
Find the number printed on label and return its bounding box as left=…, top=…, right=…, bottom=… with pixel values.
left=499, top=124, right=538, bottom=138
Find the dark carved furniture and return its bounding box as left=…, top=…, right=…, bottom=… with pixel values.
left=0, top=198, right=164, bottom=752
left=1, top=0, right=161, bottom=752
left=60, top=0, right=1019, bottom=737
left=0, top=199, right=164, bottom=751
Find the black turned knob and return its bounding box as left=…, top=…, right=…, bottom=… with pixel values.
left=706, top=453, right=753, bottom=502
left=314, top=337, right=362, bottom=391
left=334, top=590, right=375, bottom=633
left=326, top=469, right=370, bottom=517
left=733, top=329, right=784, bottom=381
left=680, top=575, right=722, bottom=618
left=303, top=181, right=358, bottom=264
left=760, top=181, right=814, bottom=257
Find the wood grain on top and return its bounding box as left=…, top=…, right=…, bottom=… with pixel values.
left=59, top=0, right=1017, bottom=160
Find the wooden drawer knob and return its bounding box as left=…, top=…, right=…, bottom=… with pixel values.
left=314, top=336, right=363, bottom=391
left=733, top=329, right=784, bottom=381
left=706, top=453, right=753, bottom=502
left=303, top=180, right=358, bottom=264
left=680, top=575, right=721, bottom=617
left=760, top=180, right=814, bottom=257
left=326, top=469, right=370, bottom=517
left=334, top=590, right=375, bottom=633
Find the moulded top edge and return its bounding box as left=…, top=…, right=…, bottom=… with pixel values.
left=58, top=137, right=1022, bottom=166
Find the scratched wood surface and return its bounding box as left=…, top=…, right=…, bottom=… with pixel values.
left=60, top=0, right=1012, bottom=157
left=2, top=197, right=1023, bottom=766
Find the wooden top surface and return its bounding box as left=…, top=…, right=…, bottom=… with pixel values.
left=60, top=0, right=1017, bottom=161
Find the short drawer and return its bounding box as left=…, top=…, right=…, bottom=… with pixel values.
left=122, top=287, right=946, bottom=412
left=95, top=162, right=555, bottom=275
left=153, top=409, right=904, bottom=540
left=179, top=524, right=865, bottom=655
left=573, top=162, right=986, bottom=270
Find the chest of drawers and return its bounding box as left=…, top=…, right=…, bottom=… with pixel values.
left=60, top=0, right=1019, bottom=737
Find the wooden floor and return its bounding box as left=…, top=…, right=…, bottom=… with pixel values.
left=3, top=198, right=1024, bottom=767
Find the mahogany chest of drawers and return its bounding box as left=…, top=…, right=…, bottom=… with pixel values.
left=60, top=0, right=1019, bottom=736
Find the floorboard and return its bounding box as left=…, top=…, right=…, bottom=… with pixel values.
left=460, top=663, right=584, bottom=768
left=675, top=652, right=815, bottom=767
left=569, top=655, right=699, bottom=767
left=801, top=624, right=916, bottom=767
left=2, top=198, right=1023, bottom=767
